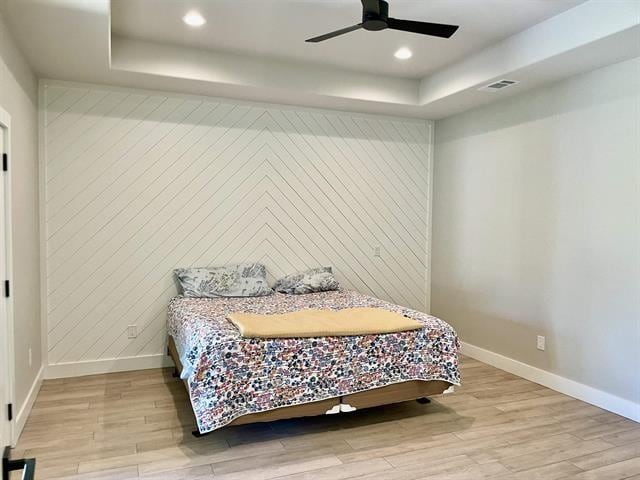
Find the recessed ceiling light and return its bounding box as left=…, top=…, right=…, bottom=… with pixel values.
left=183, top=11, right=206, bottom=27
left=394, top=47, right=412, bottom=60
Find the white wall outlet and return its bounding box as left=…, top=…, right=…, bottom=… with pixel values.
left=537, top=335, right=546, bottom=351
left=127, top=325, right=138, bottom=339
left=373, top=245, right=381, bottom=257
left=28, top=348, right=32, bottom=367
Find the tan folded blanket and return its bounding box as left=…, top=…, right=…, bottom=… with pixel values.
left=227, top=307, right=422, bottom=338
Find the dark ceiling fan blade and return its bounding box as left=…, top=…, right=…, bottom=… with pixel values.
left=387, top=18, right=459, bottom=38
left=305, top=24, right=363, bottom=43
left=361, top=0, right=380, bottom=15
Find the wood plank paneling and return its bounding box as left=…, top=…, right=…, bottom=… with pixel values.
left=42, top=82, right=432, bottom=366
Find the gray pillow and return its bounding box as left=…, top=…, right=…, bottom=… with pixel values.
left=273, top=267, right=340, bottom=294
left=174, top=263, right=273, bottom=298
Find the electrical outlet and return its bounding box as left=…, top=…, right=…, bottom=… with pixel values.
left=127, top=325, right=137, bottom=339
left=28, top=348, right=32, bottom=367
left=537, top=335, right=546, bottom=351
left=373, top=245, right=381, bottom=257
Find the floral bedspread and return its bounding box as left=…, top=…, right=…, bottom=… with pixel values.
left=167, top=290, right=461, bottom=433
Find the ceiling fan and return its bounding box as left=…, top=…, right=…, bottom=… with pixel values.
left=306, top=0, right=459, bottom=43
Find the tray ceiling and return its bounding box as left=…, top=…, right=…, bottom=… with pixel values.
left=110, top=0, right=584, bottom=79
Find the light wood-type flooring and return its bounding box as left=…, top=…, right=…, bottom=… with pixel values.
left=9, top=355, right=640, bottom=479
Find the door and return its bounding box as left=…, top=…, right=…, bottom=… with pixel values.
left=0, top=125, right=8, bottom=448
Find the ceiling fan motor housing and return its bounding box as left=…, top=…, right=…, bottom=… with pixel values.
left=363, top=0, right=389, bottom=31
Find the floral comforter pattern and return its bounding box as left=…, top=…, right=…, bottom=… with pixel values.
left=167, top=290, right=460, bottom=433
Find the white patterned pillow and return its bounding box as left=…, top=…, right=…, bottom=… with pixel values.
left=174, top=263, right=273, bottom=298
left=273, top=267, right=340, bottom=294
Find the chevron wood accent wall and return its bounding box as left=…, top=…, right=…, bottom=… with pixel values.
left=41, top=81, right=433, bottom=369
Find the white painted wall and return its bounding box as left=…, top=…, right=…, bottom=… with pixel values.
left=0, top=10, right=42, bottom=415
left=41, top=81, right=433, bottom=373
left=432, top=57, right=640, bottom=406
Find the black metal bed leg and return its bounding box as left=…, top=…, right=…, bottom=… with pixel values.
left=172, top=368, right=179, bottom=378
left=416, top=397, right=431, bottom=404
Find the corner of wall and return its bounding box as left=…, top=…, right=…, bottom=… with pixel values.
left=425, top=120, right=435, bottom=314
left=37, top=80, right=48, bottom=373
left=13, top=365, right=43, bottom=445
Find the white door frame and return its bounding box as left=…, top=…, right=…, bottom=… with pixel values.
left=0, top=105, right=16, bottom=447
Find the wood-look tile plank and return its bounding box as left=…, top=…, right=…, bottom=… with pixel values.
left=414, top=460, right=509, bottom=479
left=393, top=454, right=478, bottom=476
left=572, top=420, right=640, bottom=441
left=29, top=463, right=79, bottom=479
left=603, top=428, right=640, bottom=446
left=337, top=433, right=461, bottom=463
left=39, top=466, right=139, bottom=480
left=140, top=465, right=214, bottom=479
left=499, top=439, right=614, bottom=472
left=493, top=394, right=576, bottom=413
left=135, top=440, right=286, bottom=476
left=468, top=433, right=580, bottom=464
left=488, top=461, right=584, bottom=480
left=569, top=457, right=640, bottom=479
left=211, top=444, right=350, bottom=476
left=570, top=441, right=640, bottom=470
left=276, top=457, right=393, bottom=480
left=213, top=455, right=341, bottom=480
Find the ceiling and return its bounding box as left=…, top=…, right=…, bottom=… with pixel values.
left=110, top=0, right=584, bottom=79
left=1, top=0, right=638, bottom=119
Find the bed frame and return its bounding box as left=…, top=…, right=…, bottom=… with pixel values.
left=168, top=336, right=453, bottom=436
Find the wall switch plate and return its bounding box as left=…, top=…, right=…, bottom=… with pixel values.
left=373, top=245, right=381, bottom=257
left=127, top=325, right=138, bottom=339
left=537, top=335, right=546, bottom=351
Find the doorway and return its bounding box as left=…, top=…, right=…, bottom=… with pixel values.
left=0, top=107, right=13, bottom=449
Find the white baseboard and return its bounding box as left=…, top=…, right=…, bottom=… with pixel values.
left=45, top=353, right=175, bottom=379
left=14, top=365, right=44, bottom=445
left=460, top=342, right=640, bottom=423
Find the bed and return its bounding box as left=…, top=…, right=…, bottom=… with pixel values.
left=167, top=289, right=460, bottom=435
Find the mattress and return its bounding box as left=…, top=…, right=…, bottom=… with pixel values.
left=167, top=289, right=461, bottom=433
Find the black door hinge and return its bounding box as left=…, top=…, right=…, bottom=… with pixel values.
left=7, top=403, right=12, bottom=421
left=4, top=280, right=8, bottom=298
left=2, top=153, right=6, bottom=172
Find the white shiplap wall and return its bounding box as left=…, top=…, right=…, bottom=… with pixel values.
left=41, top=81, right=433, bottom=372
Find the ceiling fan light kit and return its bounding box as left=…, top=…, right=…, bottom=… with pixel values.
left=306, top=0, right=459, bottom=43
